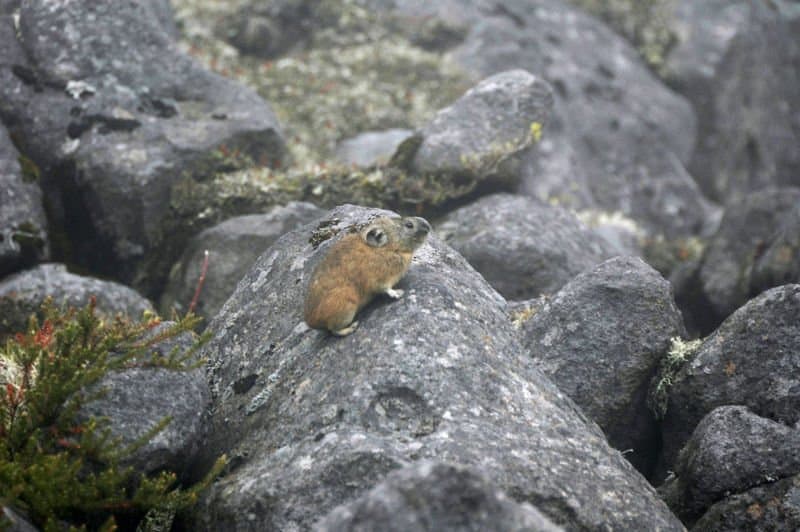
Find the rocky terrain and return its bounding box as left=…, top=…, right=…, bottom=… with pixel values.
left=1, top=0, right=799, bottom=530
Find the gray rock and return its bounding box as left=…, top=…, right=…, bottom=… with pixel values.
left=521, top=256, right=685, bottom=475
left=698, top=187, right=800, bottom=322
left=436, top=193, right=617, bottom=300
left=662, top=406, right=800, bottom=524
left=80, top=323, right=209, bottom=476
left=335, top=129, right=414, bottom=168
left=0, top=2, right=286, bottom=288
left=215, top=0, right=316, bottom=58
left=1, top=506, right=38, bottom=532
left=316, top=460, right=563, bottom=532
left=690, top=473, right=800, bottom=532
left=660, top=285, right=800, bottom=474
left=0, top=263, right=153, bottom=335
left=399, top=69, right=553, bottom=189
left=0, top=125, right=48, bottom=277
left=160, top=202, right=323, bottom=323
left=189, top=204, right=682, bottom=531
left=367, top=0, right=714, bottom=238
left=751, top=203, right=800, bottom=297
left=664, top=0, right=800, bottom=204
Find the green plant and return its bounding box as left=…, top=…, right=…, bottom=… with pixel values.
left=647, top=336, right=703, bottom=420
left=0, top=298, right=224, bottom=531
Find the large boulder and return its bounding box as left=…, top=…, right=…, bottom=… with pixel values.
left=160, top=202, right=323, bottom=322
left=0, top=126, right=48, bottom=277
left=660, top=284, right=800, bottom=474
left=436, top=193, right=616, bottom=300
left=661, top=405, right=800, bottom=525
left=0, top=1, right=286, bottom=291
left=369, top=0, right=715, bottom=239
left=0, top=263, right=153, bottom=336
left=316, top=461, right=563, bottom=532
left=664, top=0, right=800, bottom=203
left=190, top=205, right=682, bottom=531
left=521, top=256, right=685, bottom=475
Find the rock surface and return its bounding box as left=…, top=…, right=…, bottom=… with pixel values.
left=664, top=0, right=800, bottom=204
left=0, top=126, right=48, bottom=277
left=367, top=0, right=714, bottom=238
left=335, top=129, right=414, bottom=168
left=80, top=323, right=209, bottom=477
left=662, top=405, right=800, bottom=524
left=190, top=204, right=682, bottom=531
left=0, top=1, right=286, bottom=290
left=436, top=193, right=616, bottom=300
left=399, top=69, right=553, bottom=188
left=690, top=473, right=800, bottom=532
left=0, top=263, right=153, bottom=335
left=316, top=460, right=563, bottom=532
left=681, top=187, right=800, bottom=332
left=160, top=202, right=323, bottom=322
left=521, top=256, right=685, bottom=475
left=660, top=284, right=800, bottom=473
left=751, top=202, right=800, bottom=297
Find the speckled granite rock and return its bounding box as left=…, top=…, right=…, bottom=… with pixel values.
left=316, top=461, right=563, bottom=532
left=0, top=263, right=153, bottom=335
left=0, top=1, right=286, bottom=289
left=188, top=204, right=682, bottom=531
left=399, top=69, right=553, bottom=189
left=521, top=256, right=685, bottom=475
left=80, top=323, right=209, bottom=476
left=436, top=193, right=617, bottom=300
left=660, top=284, right=800, bottom=475
left=0, top=126, right=48, bottom=277
left=661, top=405, right=800, bottom=525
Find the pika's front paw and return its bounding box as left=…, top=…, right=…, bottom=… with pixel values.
left=385, top=288, right=404, bottom=299
left=332, top=320, right=359, bottom=336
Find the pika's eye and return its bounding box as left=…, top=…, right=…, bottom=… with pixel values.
left=404, top=220, right=415, bottom=229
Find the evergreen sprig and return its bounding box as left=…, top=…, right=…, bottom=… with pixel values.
left=0, top=298, right=224, bottom=531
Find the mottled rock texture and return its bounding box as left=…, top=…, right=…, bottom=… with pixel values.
left=661, top=405, right=800, bottom=525
left=0, top=263, right=152, bottom=335
left=522, top=256, right=685, bottom=475
left=400, top=69, right=553, bottom=188
left=660, top=285, right=800, bottom=475
left=80, top=323, right=209, bottom=477
left=673, top=187, right=800, bottom=334
left=0, top=126, right=48, bottom=277
left=664, top=0, right=800, bottom=204
left=316, top=461, right=563, bottom=532
left=365, top=0, right=715, bottom=238
left=189, top=204, right=682, bottom=531
left=0, top=1, right=286, bottom=292
left=436, top=193, right=616, bottom=300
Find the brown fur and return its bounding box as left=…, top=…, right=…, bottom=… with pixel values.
left=304, top=216, right=430, bottom=335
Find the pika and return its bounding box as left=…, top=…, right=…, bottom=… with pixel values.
left=304, top=216, right=431, bottom=336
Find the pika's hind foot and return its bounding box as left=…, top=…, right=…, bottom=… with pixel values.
left=332, top=320, right=359, bottom=336
left=385, top=288, right=404, bottom=299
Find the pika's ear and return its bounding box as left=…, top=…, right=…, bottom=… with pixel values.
left=364, top=226, right=388, bottom=247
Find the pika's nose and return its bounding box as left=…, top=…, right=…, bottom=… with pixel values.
left=415, top=217, right=431, bottom=234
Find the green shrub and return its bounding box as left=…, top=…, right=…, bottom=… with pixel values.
left=0, top=299, right=223, bottom=531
